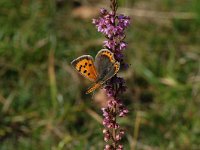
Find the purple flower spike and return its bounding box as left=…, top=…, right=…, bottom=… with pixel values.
left=93, top=0, right=130, bottom=148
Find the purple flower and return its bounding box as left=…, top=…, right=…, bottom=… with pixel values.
left=103, top=40, right=116, bottom=50
left=104, top=144, right=112, bottom=150
left=105, top=25, right=117, bottom=38
left=119, top=108, right=129, bottom=117
left=100, top=8, right=108, bottom=15
left=117, top=144, right=123, bottom=150
left=118, top=14, right=131, bottom=27
left=119, top=41, right=127, bottom=50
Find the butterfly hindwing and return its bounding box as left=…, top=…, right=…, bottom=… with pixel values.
left=102, top=61, right=120, bottom=81
left=94, top=49, right=120, bottom=82
left=71, top=55, right=98, bottom=82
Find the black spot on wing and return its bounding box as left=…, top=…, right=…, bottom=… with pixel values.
left=78, top=65, right=83, bottom=72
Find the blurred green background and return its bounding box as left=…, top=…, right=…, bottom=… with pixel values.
left=0, top=0, right=200, bottom=149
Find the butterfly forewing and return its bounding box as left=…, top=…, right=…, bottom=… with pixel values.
left=71, top=55, right=98, bottom=82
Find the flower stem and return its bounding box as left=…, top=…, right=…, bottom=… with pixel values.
left=110, top=1, right=118, bottom=147
left=110, top=0, right=118, bottom=16
left=112, top=103, right=117, bottom=148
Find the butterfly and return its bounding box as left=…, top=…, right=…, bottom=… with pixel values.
left=71, top=49, right=120, bottom=94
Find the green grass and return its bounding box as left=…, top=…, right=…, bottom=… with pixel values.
left=0, top=0, right=199, bottom=149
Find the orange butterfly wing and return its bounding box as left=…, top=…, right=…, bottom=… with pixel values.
left=71, top=55, right=98, bottom=82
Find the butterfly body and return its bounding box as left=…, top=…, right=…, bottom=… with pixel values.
left=71, top=49, right=120, bottom=94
